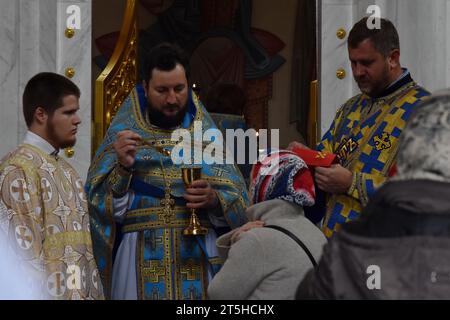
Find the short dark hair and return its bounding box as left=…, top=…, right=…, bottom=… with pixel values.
left=23, top=72, right=80, bottom=128
left=348, top=17, right=400, bottom=57
left=144, top=43, right=190, bottom=84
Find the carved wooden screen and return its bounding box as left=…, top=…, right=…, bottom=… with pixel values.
left=93, top=0, right=138, bottom=156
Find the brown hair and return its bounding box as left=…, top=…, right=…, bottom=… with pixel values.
left=143, top=43, right=190, bottom=84
left=23, top=72, right=80, bottom=127
left=348, top=17, right=400, bottom=57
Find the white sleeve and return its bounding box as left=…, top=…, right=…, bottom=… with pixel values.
left=207, top=203, right=229, bottom=228
left=207, top=212, right=229, bottom=228
left=112, top=191, right=135, bottom=223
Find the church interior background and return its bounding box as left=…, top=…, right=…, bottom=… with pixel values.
left=1, top=0, right=450, bottom=181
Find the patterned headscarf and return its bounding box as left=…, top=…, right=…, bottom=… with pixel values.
left=250, top=150, right=315, bottom=207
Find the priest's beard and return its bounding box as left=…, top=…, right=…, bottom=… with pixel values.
left=147, top=102, right=188, bottom=129
left=46, top=121, right=76, bottom=149
left=355, top=62, right=391, bottom=97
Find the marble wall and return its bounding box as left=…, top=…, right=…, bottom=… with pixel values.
left=320, top=0, right=450, bottom=136
left=0, top=0, right=21, bottom=156
left=0, top=0, right=91, bottom=180
left=320, top=0, right=355, bottom=136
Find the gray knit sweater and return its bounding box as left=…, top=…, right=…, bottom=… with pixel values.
left=207, top=199, right=327, bottom=300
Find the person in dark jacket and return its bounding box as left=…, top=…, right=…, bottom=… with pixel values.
left=296, top=90, right=450, bottom=300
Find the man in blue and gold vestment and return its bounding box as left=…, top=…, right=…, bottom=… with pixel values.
left=294, top=18, right=430, bottom=239
left=86, top=44, right=249, bottom=300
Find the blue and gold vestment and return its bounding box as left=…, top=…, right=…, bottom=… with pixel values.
left=318, top=73, right=430, bottom=238
left=86, top=85, right=249, bottom=299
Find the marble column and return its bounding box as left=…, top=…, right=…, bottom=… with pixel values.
left=320, top=0, right=355, bottom=136
left=0, top=0, right=91, bottom=180
left=57, top=0, right=92, bottom=181
left=0, top=0, right=21, bottom=156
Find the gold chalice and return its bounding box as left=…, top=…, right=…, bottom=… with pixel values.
left=182, top=167, right=208, bottom=236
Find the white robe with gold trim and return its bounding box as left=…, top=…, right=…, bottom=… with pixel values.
left=0, top=133, right=104, bottom=300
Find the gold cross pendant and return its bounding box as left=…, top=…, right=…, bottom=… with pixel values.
left=160, top=189, right=175, bottom=223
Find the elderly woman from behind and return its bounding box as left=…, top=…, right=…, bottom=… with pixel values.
left=207, top=150, right=327, bottom=300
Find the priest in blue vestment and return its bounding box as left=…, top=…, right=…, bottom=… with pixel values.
left=86, top=43, right=249, bottom=300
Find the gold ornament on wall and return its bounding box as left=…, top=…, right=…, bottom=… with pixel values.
left=65, top=68, right=75, bottom=78
left=336, top=69, right=346, bottom=80
left=65, top=28, right=75, bottom=39
left=336, top=28, right=347, bottom=40
left=65, top=147, right=75, bottom=158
